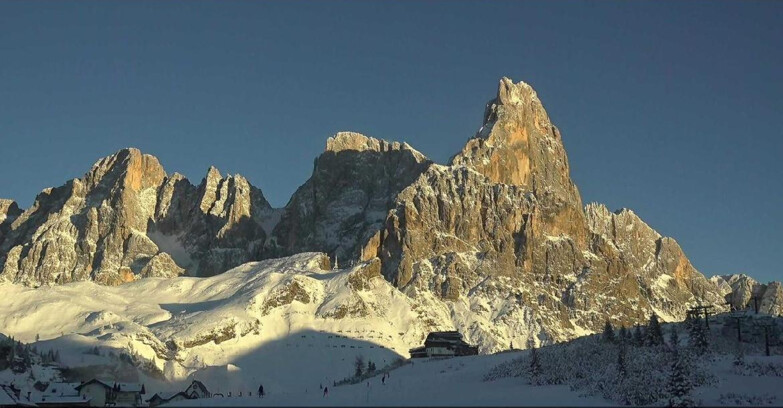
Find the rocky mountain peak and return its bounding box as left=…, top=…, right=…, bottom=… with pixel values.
left=0, top=200, right=22, bottom=245
left=325, top=132, right=427, bottom=160
left=494, top=77, right=545, bottom=109
left=85, top=147, right=167, bottom=193
left=271, top=131, right=432, bottom=265
left=450, top=78, right=575, bottom=203
left=0, top=199, right=22, bottom=224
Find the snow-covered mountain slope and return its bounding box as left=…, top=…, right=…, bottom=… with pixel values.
left=0, top=252, right=549, bottom=391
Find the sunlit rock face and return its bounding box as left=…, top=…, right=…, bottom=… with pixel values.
left=375, top=78, right=728, bottom=344
left=711, top=274, right=783, bottom=316
left=0, top=148, right=275, bottom=285
left=0, top=77, right=767, bottom=354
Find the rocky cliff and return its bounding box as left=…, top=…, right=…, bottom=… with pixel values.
left=0, top=148, right=276, bottom=285
left=711, top=274, right=783, bottom=316
left=269, top=132, right=431, bottom=265
left=369, top=78, right=728, bottom=343
left=0, top=77, right=772, bottom=351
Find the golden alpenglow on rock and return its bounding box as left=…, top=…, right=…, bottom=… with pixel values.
left=0, top=78, right=774, bottom=351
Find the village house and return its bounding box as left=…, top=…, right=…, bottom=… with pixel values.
left=147, top=380, right=210, bottom=407
left=35, top=382, right=90, bottom=407
left=183, top=380, right=210, bottom=399
left=409, top=331, right=479, bottom=358
left=1, top=383, right=36, bottom=408
left=146, top=392, right=190, bottom=408
left=74, top=380, right=144, bottom=407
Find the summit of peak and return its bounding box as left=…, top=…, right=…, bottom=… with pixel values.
left=324, top=132, right=428, bottom=161
left=495, top=77, right=540, bottom=106
left=325, top=132, right=381, bottom=153
left=205, top=165, right=222, bottom=179
left=84, top=147, right=167, bottom=192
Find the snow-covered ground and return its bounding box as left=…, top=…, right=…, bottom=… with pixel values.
left=1, top=251, right=780, bottom=406
left=165, top=351, right=611, bottom=407
left=0, top=253, right=438, bottom=395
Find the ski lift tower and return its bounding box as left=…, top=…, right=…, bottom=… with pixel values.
left=729, top=309, right=751, bottom=342
left=688, top=305, right=715, bottom=329
left=758, top=317, right=776, bottom=356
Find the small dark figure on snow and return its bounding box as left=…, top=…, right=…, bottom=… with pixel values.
left=382, top=375, right=386, bottom=385
left=258, top=384, right=265, bottom=398
left=323, top=386, right=328, bottom=398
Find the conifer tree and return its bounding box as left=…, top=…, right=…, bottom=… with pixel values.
left=688, top=316, right=709, bottom=355
left=602, top=321, right=616, bottom=343
left=667, top=350, right=695, bottom=407
left=646, top=314, right=664, bottom=346
left=354, top=355, right=365, bottom=377
left=616, top=342, right=628, bottom=379
left=669, top=326, right=680, bottom=352
left=529, top=344, right=542, bottom=384
left=619, top=326, right=630, bottom=344
left=633, top=325, right=645, bottom=347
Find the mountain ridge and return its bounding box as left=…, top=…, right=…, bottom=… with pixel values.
left=0, top=77, right=778, bottom=352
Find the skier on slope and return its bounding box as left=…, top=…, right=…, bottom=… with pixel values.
left=258, top=384, right=265, bottom=398
left=323, top=386, right=329, bottom=398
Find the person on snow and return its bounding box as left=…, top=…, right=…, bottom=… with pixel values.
left=258, top=384, right=265, bottom=398
left=382, top=374, right=386, bottom=385
left=323, top=386, right=328, bottom=398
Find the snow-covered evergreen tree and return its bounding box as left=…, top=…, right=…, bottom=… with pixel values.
left=619, top=326, right=630, bottom=344
left=667, top=349, right=695, bottom=407
left=646, top=314, right=664, bottom=346
left=616, top=342, right=628, bottom=379
left=687, top=316, right=709, bottom=355
left=633, top=325, right=645, bottom=347
left=602, top=321, right=616, bottom=343
left=529, top=344, right=542, bottom=385
left=669, top=326, right=680, bottom=352
left=354, top=355, right=365, bottom=377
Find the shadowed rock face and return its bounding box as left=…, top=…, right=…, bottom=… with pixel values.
left=0, top=148, right=275, bottom=285
left=269, top=132, right=431, bottom=266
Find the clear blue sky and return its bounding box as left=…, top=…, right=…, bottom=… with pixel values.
left=1, top=1, right=780, bottom=282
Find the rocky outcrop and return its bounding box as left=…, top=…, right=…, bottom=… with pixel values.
left=374, top=78, right=730, bottom=342
left=712, top=274, right=783, bottom=316
left=270, top=132, right=431, bottom=265
left=0, top=199, right=22, bottom=244
left=0, top=148, right=275, bottom=285
left=152, top=166, right=274, bottom=277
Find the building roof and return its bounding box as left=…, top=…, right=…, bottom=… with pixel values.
left=0, top=385, right=19, bottom=406
left=42, top=383, right=80, bottom=397
left=74, top=379, right=143, bottom=394
left=35, top=395, right=90, bottom=406
left=115, top=383, right=143, bottom=393
left=74, top=379, right=111, bottom=391
left=0, top=384, right=37, bottom=407
left=186, top=380, right=209, bottom=394
left=147, top=391, right=190, bottom=403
